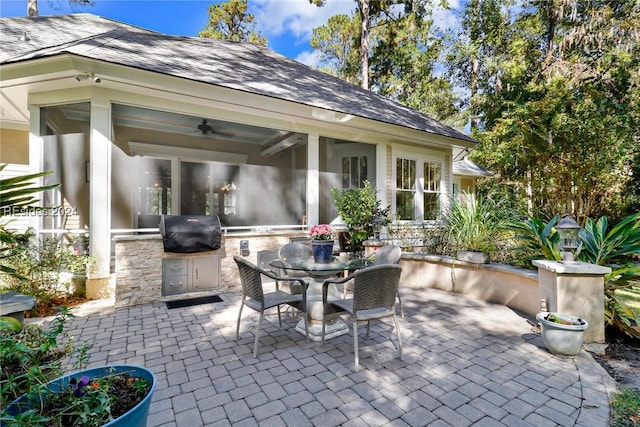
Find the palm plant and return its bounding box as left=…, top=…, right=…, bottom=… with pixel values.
left=578, top=214, right=640, bottom=338
left=0, top=164, right=59, bottom=279
left=508, top=214, right=562, bottom=267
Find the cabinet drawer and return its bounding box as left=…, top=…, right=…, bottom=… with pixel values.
left=163, top=274, right=189, bottom=295
left=163, top=259, right=187, bottom=276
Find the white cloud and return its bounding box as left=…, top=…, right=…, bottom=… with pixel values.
left=295, top=49, right=321, bottom=67
left=251, top=0, right=355, bottom=43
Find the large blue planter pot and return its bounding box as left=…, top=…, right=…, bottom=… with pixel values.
left=312, top=240, right=334, bottom=263
left=5, top=365, right=156, bottom=427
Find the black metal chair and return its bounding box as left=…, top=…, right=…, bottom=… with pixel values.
left=321, top=264, right=403, bottom=371
left=234, top=256, right=309, bottom=357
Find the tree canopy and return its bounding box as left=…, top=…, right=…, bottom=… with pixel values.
left=198, top=0, right=267, bottom=46
left=311, top=0, right=639, bottom=222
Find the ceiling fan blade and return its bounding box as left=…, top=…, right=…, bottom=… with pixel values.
left=210, top=127, right=235, bottom=137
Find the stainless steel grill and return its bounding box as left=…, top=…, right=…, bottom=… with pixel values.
left=159, top=215, right=222, bottom=253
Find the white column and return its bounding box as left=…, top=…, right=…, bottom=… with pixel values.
left=89, top=98, right=112, bottom=278
left=27, top=106, right=44, bottom=231
left=375, top=143, right=387, bottom=207
left=306, top=133, right=320, bottom=226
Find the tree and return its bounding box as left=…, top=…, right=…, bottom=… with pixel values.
left=467, top=0, right=639, bottom=222
left=26, top=0, right=92, bottom=17
left=310, top=14, right=361, bottom=84
left=198, top=0, right=267, bottom=46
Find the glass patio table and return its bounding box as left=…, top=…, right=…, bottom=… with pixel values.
left=270, top=257, right=370, bottom=341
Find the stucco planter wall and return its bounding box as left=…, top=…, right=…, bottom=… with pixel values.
left=399, top=254, right=540, bottom=317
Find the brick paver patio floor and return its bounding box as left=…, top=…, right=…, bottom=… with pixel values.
left=57, top=286, right=616, bottom=426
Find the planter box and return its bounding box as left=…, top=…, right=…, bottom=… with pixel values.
left=456, top=250, right=489, bottom=264
left=536, top=312, right=588, bottom=356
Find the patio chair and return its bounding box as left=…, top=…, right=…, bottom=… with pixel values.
left=234, top=256, right=309, bottom=357
left=343, top=245, right=405, bottom=318
left=277, top=243, right=313, bottom=295
left=370, top=245, right=404, bottom=318
left=321, top=264, right=403, bottom=371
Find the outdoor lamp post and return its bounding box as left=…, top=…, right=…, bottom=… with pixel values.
left=371, top=215, right=383, bottom=243
left=556, top=214, right=582, bottom=263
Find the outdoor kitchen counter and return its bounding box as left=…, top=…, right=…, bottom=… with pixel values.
left=113, top=231, right=309, bottom=307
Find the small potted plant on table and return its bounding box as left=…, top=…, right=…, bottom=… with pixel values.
left=309, top=224, right=335, bottom=263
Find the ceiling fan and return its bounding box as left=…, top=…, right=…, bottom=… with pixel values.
left=197, top=119, right=235, bottom=137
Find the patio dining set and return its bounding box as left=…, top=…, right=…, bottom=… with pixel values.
left=233, top=244, right=404, bottom=372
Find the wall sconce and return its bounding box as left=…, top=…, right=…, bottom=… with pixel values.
left=555, top=214, right=582, bottom=263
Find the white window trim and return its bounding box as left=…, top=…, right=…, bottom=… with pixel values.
left=392, top=147, right=447, bottom=224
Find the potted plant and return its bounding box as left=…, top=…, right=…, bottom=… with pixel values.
left=443, top=192, right=512, bottom=263
left=0, top=308, right=157, bottom=426
left=309, top=224, right=335, bottom=263
left=330, top=181, right=390, bottom=256
left=536, top=312, right=589, bottom=356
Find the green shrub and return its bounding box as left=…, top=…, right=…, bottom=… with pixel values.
left=1, top=229, right=92, bottom=310
left=0, top=308, right=74, bottom=406
left=442, top=192, right=514, bottom=257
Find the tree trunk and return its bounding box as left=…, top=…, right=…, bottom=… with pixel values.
left=358, top=0, right=370, bottom=90
left=27, top=0, right=38, bottom=17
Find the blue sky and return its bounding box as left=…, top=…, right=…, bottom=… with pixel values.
left=0, top=0, right=460, bottom=66
left=0, top=0, right=359, bottom=64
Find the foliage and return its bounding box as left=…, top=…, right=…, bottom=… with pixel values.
left=0, top=309, right=151, bottom=426
left=0, top=308, right=74, bottom=406
left=310, top=14, right=361, bottom=84
left=198, top=0, right=267, bottom=46
left=331, top=181, right=390, bottom=253
left=1, top=368, right=151, bottom=427
left=1, top=229, right=92, bottom=312
left=610, top=387, right=640, bottom=427
left=508, top=214, right=562, bottom=268
left=309, top=224, right=335, bottom=241
left=578, top=213, right=640, bottom=339
left=0, top=165, right=59, bottom=280
left=442, top=192, right=514, bottom=256
left=465, top=0, right=640, bottom=222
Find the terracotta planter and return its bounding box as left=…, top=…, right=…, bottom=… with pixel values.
left=536, top=312, right=588, bottom=356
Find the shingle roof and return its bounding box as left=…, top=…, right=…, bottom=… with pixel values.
left=0, top=13, right=476, bottom=144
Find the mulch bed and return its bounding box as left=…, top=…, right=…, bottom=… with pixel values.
left=25, top=296, right=89, bottom=318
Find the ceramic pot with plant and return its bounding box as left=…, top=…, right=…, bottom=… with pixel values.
left=309, top=224, right=335, bottom=263
left=3, top=365, right=156, bottom=427
left=536, top=312, right=589, bottom=356
left=443, top=192, right=512, bottom=263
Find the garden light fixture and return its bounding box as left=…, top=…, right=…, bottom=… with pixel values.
left=555, top=214, right=582, bottom=263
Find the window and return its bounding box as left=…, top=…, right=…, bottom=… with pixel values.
left=137, top=158, right=172, bottom=216
left=395, top=158, right=416, bottom=220
left=395, top=155, right=444, bottom=222
left=423, top=162, right=441, bottom=220
left=341, top=155, right=368, bottom=188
